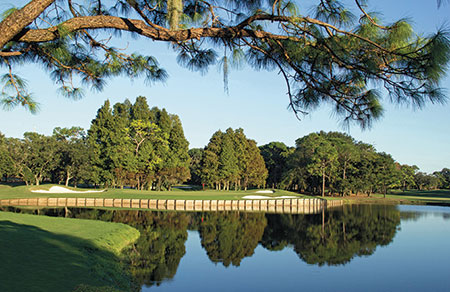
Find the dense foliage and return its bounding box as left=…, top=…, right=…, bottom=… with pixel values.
left=259, top=132, right=449, bottom=196
left=200, top=128, right=268, bottom=190
left=0, top=96, right=191, bottom=190
left=1, top=1, right=449, bottom=127
left=87, top=96, right=190, bottom=190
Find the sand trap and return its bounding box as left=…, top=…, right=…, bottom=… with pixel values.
left=255, top=190, right=274, bottom=194
left=32, top=186, right=105, bottom=194
left=242, top=195, right=297, bottom=199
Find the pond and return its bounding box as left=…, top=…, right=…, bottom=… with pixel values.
left=3, top=204, right=450, bottom=291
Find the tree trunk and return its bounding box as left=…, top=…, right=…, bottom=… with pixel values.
left=65, top=170, right=71, bottom=187
left=322, top=170, right=325, bottom=197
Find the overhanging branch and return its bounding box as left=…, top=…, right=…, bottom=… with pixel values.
left=13, top=15, right=294, bottom=44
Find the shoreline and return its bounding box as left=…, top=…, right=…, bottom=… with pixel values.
left=0, top=197, right=343, bottom=214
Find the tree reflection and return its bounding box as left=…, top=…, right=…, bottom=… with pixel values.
left=66, top=209, right=190, bottom=287
left=262, top=205, right=400, bottom=266
left=109, top=211, right=190, bottom=287
left=198, top=212, right=267, bottom=267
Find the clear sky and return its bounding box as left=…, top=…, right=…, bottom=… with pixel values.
left=0, top=0, right=449, bottom=173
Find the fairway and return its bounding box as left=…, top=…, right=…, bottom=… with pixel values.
left=0, top=212, right=140, bottom=292
left=0, top=184, right=308, bottom=200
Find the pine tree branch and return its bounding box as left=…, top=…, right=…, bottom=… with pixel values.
left=354, top=0, right=389, bottom=30
left=0, top=51, right=23, bottom=56
left=12, top=15, right=296, bottom=44
left=0, top=0, right=56, bottom=49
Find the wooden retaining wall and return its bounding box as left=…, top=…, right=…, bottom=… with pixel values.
left=0, top=198, right=343, bottom=214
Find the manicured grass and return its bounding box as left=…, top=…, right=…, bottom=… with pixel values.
left=3, top=183, right=448, bottom=206
left=340, top=189, right=450, bottom=206
left=380, top=189, right=450, bottom=204
left=0, top=212, right=140, bottom=292
left=0, top=183, right=308, bottom=200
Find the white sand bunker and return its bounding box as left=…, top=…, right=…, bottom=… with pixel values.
left=255, top=190, right=274, bottom=194
left=242, top=195, right=297, bottom=199
left=32, top=186, right=105, bottom=194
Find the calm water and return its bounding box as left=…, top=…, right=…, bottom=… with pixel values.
left=6, top=204, right=450, bottom=291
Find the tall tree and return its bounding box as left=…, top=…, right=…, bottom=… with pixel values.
left=87, top=96, right=190, bottom=189
left=434, top=168, right=450, bottom=189
left=155, top=113, right=191, bottom=190
left=399, top=164, right=419, bottom=191
left=21, top=132, right=59, bottom=185
left=187, top=148, right=204, bottom=186
left=201, top=131, right=223, bottom=189
left=201, top=128, right=268, bottom=191
left=53, top=126, right=91, bottom=186
left=1, top=1, right=448, bottom=127
left=87, top=100, right=116, bottom=186
left=372, top=152, right=401, bottom=197
left=259, top=142, right=293, bottom=189
left=111, top=101, right=134, bottom=188
left=325, top=132, right=359, bottom=196
left=0, top=132, right=13, bottom=181
left=295, top=133, right=338, bottom=197
left=244, top=139, right=268, bottom=190
left=218, top=129, right=239, bottom=191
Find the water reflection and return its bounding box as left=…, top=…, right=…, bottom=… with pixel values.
left=74, top=209, right=190, bottom=288
left=2, top=205, right=402, bottom=288
left=263, top=205, right=400, bottom=266
left=198, top=212, right=267, bottom=267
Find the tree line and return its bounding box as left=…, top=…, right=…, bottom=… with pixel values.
left=188, top=131, right=449, bottom=195
left=0, top=96, right=191, bottom=190
left=1, top=103, right=449, bottom=194
left=258, top=132, right=450, bottom=196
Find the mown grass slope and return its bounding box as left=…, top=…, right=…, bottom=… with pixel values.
left=0, top=212, right=140, bottom=292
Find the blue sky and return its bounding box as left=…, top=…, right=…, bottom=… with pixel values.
left=0, top=0, right=449, bottom=173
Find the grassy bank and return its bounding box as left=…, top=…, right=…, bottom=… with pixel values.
left=0, top=212, right=140, bottom=292
left=0, top=184, right=307, bottom=200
